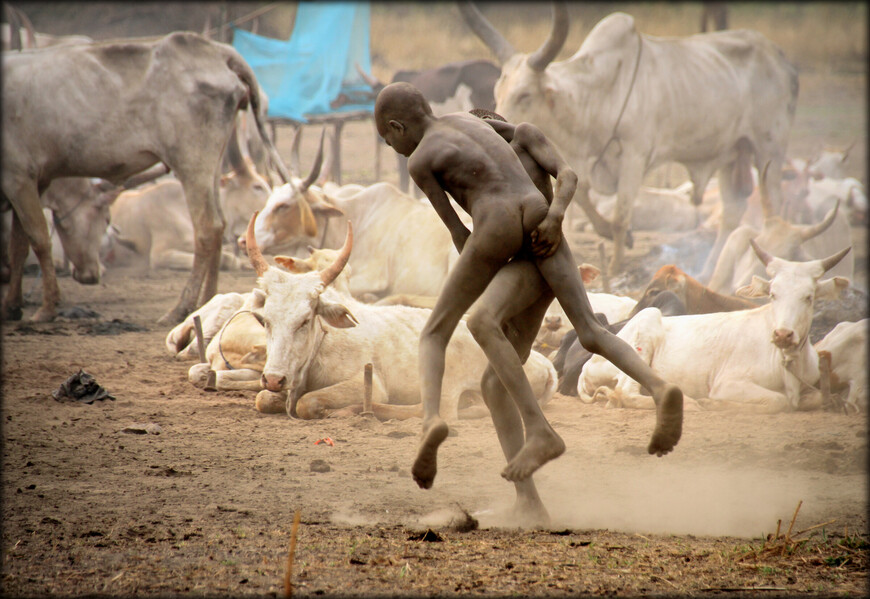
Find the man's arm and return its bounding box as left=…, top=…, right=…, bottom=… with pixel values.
left=515, top=123, right=579, bottom=257
left=408, top=149, right=471, bottom=254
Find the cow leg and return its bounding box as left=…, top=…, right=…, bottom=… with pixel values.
left=3, top=188, right=61, bottom=322
left=700, top=380, right=791, bottom=413
left=572, top=183, right=614, bottom=239
left=294, top=371, right=389, bottom=420
left=699, top=163, right=749, bottom=281
left=608, top=158, right=644, bottom=275
left=188, top=363, right=261, bottom=390
left=159, top=174, right=224, bottom=324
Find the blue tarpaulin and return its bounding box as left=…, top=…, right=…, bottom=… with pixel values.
left=232, top=2, right=375, bottom=123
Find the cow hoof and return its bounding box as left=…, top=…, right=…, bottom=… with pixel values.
left=30, top=307, right=56, bottom=323
left=255, top=390, right=287, bottom=414
left=3, top=304, right=23, bottom=321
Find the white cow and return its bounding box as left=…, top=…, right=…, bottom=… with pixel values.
left=247, top=178, right=462, bottom=301
left=707, top=165, right=850, bottom=294
left=2, top=32, right=291, bottom=323
left=814, top=319, right=868, bottom=413
left=579, top=241, right=851, bottom=413
left=459, top=2, right=798, bottom=278
left=223, top=216, right=556, bottom=421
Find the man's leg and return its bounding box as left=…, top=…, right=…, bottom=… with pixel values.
left=413, top=232, right=519, bottom=489
left=536, top=239, right=683, bottom=456
left=467, top=260, right=564, bottom=482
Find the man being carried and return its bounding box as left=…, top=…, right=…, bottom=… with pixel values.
left=375, top=82, right=683, bottom=493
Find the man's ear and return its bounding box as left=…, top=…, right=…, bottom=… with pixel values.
left=388, top=119, right=405, bottom=135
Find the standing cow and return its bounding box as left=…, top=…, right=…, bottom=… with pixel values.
left=2, top=32, right=291, bottom=323
left=459, top=1, right=799, bottom=277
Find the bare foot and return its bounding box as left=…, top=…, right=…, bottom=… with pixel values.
left=501, top=430, right=565, bottom=482
left=412, top=417, right=449, bottom=489
left=512, top=493, right=551, bottom=530
left=648, top=383, right=683, bottom=456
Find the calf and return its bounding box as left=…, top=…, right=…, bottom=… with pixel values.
left=579, top=241, right=851, bottom=413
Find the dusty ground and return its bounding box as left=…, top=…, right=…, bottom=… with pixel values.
left=2, top=31, right=868, bottom=599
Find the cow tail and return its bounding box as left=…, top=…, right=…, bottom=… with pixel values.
left=227, top=52, right=293, bottom=185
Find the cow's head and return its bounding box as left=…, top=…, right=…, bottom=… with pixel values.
left=237, top=131, right=343, bottom=255
left=245, top=212, right=357, bottom=415
left=460, top=2, right=569, bottom=122
left=736, top=240, right=850, bottom=355
left=219, top=156, right=272, bottom=241
left=460, top=2, right=636, bottom=174
left=50, top=178, right=122, bottom=284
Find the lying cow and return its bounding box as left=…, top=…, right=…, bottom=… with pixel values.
left=553, top=290, right=688, bottom=397
left=629, top=264, right=759, bottom=319
left=707, top=164, right=851, bottom=294
left=579, top=241, right=851, bottom=413
left=245, top=173, right=463, bottom=301
left=814, top=319, right=867, bottom=413
left=192, top=215, right=557, bottom=422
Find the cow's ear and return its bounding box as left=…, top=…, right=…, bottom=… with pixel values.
left=735, top=276, right=770, bottom=298
left=317, top=300, right=358, bottom=329
left=578, top=263, right=600, bottom=284
left=251, top=288, right=267, bottom=309
left=815, top=276, right=850, bottom=300
left=240, top=344, right=267, bottom=366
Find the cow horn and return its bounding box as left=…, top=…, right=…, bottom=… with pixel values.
left=300, top=129, right=326, bottom=192
left=749, top=238, right=774, bottom=267
left=289, top=126, right=303, bottom=176
left=528, top=2, right=570, bottom=72
left=798, top=199, right=839, bottom=242
left=457, top=2, right=517, bottom=66
left=758, top=161, right=774, bottom=221
left=320, top=221, right=353, bottom=287
left=841, top=138, right=857, bottom=162
left=819, top=246, right=851, bottom=274
left=245, top=211, right=269, bottom=276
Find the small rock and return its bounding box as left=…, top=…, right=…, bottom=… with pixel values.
left=121, top=422, right=162, bottom=435
left=310, top=459, right=331, bottom=473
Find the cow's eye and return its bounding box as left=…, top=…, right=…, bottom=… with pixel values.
left=296, top=317, right=310, bottom=330
left=804, top=295, right=812, bottom=304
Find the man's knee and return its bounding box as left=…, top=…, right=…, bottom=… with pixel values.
left=576, top=323, right=606, bottom=354
left=466, top=308, right=499, bottom=345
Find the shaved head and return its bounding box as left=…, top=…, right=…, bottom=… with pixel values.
left=375, top=82, right=432, bottom=128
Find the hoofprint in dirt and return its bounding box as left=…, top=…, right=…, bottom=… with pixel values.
left=1, top=262, right=867, bottom=597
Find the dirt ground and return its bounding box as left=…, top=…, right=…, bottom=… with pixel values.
left=2, top=48, right=869, bottom=599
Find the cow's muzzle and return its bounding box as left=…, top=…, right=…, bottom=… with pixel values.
left=772, top=328, right=797, bottom=349
left=72, top=267, right=101, bottom=285
left=261, top=373, right=287, bottom=392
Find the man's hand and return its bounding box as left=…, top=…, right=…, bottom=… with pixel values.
left=530, top=215, right=562, bottom=258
